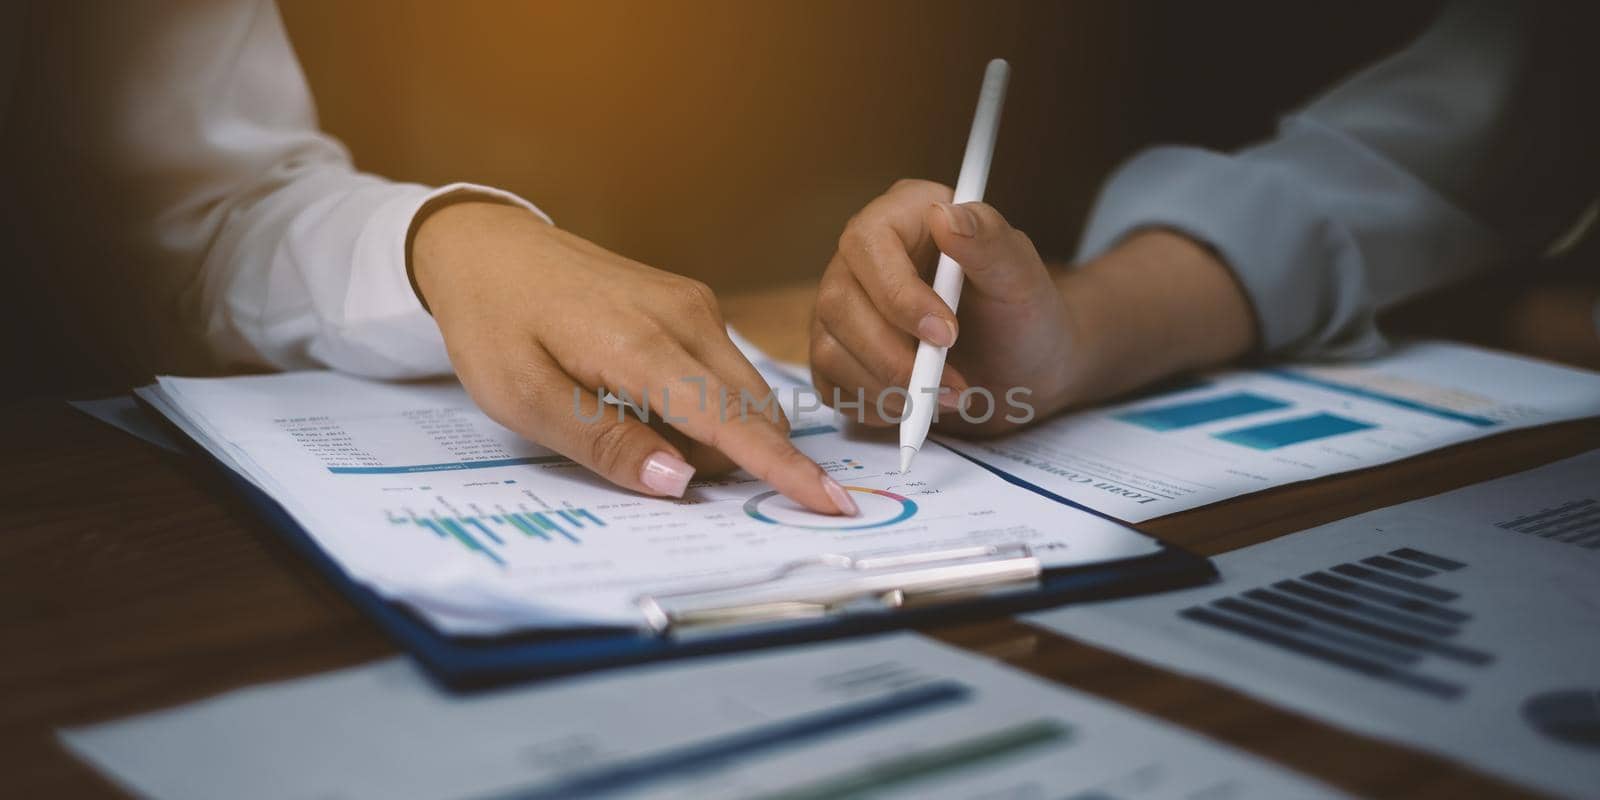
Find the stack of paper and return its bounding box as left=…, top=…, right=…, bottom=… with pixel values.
left=60, top=633, right=1346, bottom=800
left=138, top=338, right=1159, bottom=635
left=1030, top=450, right=1600, bottom=796
left=946, top=341, right=1600, bottom=521
left=134, top=336, right=1600, bottom=639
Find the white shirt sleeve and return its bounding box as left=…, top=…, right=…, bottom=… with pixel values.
left=1076, top=1, right=1600, bottom=360
left=14, top=0, right=547, bottom=379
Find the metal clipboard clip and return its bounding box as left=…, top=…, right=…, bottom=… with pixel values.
left=635, top=543, right=1041, bottom=636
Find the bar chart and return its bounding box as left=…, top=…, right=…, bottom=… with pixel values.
left=1495, top=498, right=1600, bottom=549
left=1115, top=390, right=1377, bottom=450
left=946, top=342, right=1600, bottom=523
left=1214, top=413, right=1376, bottom=450
left=1114, top=392, right=1289, bottom=431
left=511, top=682, right=975, bottom=799
left=1177, top=547, right=1489, bottom=699
left=388, top=507, right=606, bottom=567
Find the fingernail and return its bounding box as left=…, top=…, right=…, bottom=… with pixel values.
left=821, top=474, right=859, bottom=516
left=936, top=202, right=976, bottom=237
left=640, top=451, right=694, bottom=497
left=917, top=313, right=957, bottom=347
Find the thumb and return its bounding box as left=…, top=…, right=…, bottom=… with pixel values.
left=926, top=201, right=1046, bottom=298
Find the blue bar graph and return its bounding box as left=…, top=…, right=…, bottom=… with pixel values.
left=503, top=512, right=549, bottom=541
left=428, top=517, right=506, bottom=566
left=531, top=511, right=580, bottom=544
left=390, top=506, right=604, bottom=567
left=463, top=517, right=503, bottom=545
left=789, top=425, right=838, bottom=438
left=1116, top=392, right=1291, bottom=431
left=511, top=682, right=972, bottom=800
left=1215, top=413, right=1375, bottom=450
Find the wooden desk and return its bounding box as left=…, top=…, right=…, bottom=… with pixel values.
left=6, top=282, right=1595, bottom=797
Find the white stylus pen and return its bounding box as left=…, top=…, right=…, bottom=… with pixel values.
left=899, top=58, right=1010, bottom=474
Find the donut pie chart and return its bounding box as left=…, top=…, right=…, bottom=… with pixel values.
left=744, top=487, right=918, bottom=530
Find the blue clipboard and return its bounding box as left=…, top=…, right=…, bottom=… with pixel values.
left=164, top=408, right=1216, bottom=690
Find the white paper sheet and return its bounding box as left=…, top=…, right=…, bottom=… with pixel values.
left=67, top=395, right=182, bottom=452
left=943, top=341, right=1600, bottom=521
left=142, top=339, right=1158, bottom=634
left=1029, top=450, right=1600, bottom=797
left=59, top=633, right=1343, bottom=800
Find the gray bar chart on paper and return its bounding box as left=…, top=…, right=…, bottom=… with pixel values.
left=1178, top=547, right=1489, bottom=699
left=1496, top=498, right=1600, bottom=548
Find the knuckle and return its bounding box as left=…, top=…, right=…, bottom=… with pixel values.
left=489, top=358, right=553, bottom=422
left=586, top=422, right=635, bottom=478
left=968, top=202, right=1011, bottom=234
left=814, top=279, right=848, bottom=319
left=838, top=215, right=872, bottom=251
left=773, top=444, right=817, bottom=477
left=880, top=279, right=922, bottom=320
left=1012, top=228, right=1041, bottom=257
left=717, top=385, right=747, bottom=423
left=858, top=229, right=892, bottom=263
left=889, top=178, right=951, bottom=200
left=810, top=329, right=842, bottom=367
left=670, top=278, right=719, bottom=314
left=603, top=326, right=656, bottom=363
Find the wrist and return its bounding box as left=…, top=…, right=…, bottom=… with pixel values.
left=410, top=200, right=547, bottom=314
left=1056, top=229, right=1257, bottom=403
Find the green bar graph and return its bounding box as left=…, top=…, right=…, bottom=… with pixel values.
left=755, top=719, right=1070, bottom=800
left=390, top=506, right=604, bottom=558
left=505, top=513, right=548, bottom=540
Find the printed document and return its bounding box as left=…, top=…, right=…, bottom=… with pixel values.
left=1029, top=450, right=1600, bottom=797
left=943, top=341, right=1600, bottom=521
left=60, top=633, right=1343, bottom=800
left=140, top=341, right=1159, bottom=634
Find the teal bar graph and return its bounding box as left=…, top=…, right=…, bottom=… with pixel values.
left=1215, top=413, right=1375, bottom=450
left=391, top=506, right=603, bottom=566
left=1116, top=391, right=1291, bottom=431
left=532, top=511, right=580, bottom=544
left=506, top=513, right=549, bottom=541
left=432, top=517, right=505, bottom=566
left=462, top=517, right=503, bottom=545
left=416, top=518, right=448, bottom=538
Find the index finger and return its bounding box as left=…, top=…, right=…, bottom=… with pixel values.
left=837, top=180, right=959, bottom=346
left=619, top=343, right=858, bottom=517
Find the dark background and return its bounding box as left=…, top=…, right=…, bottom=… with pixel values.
left=280, top=0, right=1443, bottom=288
left=3, top=1, right=1446, bottom=393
